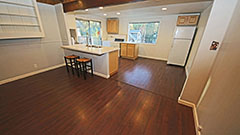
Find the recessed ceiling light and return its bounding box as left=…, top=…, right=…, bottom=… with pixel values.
left=103, top=14, right=107, bottom=16
left=85, top=9, right=88, bottom=12
left=162, top=7, right=167, bottom=11
left=116, top=12, right=121, bottom=15
left=99, top=7, right=103, bottom=9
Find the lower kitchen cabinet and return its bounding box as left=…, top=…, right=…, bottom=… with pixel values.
left=120, top=43, right=138, bottom=60
left=109, top=50, right=119, bottom=76
left=121, top=43, right=127, bottom=57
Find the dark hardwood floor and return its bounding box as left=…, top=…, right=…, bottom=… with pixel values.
left=112, top=58, right=186, bottom=100
left=0, top=58, right=195, bottom=135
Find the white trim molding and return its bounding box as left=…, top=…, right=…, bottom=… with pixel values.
left=178, top=97, right=201, bottom=135
left=93, top=71, right=110, bottom=79
left=0, top=64, right=65, bottom=85
left=0, top=63, right=111, bottom=86
left=185, top=66, right=189, bottom=77
left=138, top=55, right=167, bottom=61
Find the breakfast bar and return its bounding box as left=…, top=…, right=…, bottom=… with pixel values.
left=62, top=44, right=119, bottom=78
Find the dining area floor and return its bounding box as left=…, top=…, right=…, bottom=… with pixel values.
left=0, top=58, right=195, bottom=135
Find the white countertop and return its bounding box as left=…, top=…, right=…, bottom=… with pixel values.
left=119, top=42, right=137, bottom=44
left=61, top=44, right=119, bottom=55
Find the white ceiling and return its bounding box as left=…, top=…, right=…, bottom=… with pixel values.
left=73, top=0, right=213, bottom=18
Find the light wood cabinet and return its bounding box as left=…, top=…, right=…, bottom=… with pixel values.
left=109, top=50, right=119, bottom=76
left=107, top=18, right=119, bottom=34
left=120, top=43, right=127, bottom=57
left=177, top=16, right=188, bottom=26
left=177, top=15, right=199, bottom=26
left=120, top=43, right=138, bottom=60
left=188, top=15, right=199, bottom=25
left=127, top=44, right=135, bottom=58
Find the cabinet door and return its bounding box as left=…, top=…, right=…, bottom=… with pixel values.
left=112, top=19, right=119, bottom=34
left=177, top=16, right=188, bottom=26
left=107, top=19, right=119, bottom=34
left=127, top=44, right=135, bottom=58
left=121, top=43, right=127, bottom=57
left=107, top=19, right=113, bottom=33
left=109, top=51, right=119, bottom=75
left=187, top=15, right=199, bottom=25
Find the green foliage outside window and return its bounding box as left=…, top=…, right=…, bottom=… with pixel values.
left=128, top=22, right=160, bottom=44
left=76, top=19, right=102, bottom=45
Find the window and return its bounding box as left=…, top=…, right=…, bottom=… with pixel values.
left=128, top=21, right=160, bottom=44
left=76, top=19, right=102, bottom=45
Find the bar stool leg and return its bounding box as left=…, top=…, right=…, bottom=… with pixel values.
left=70, top=58, right=74, bottom=75
left=90, top=60, right=93, bottom=76
left=76, top=61, right=79, bottom=77
left=79, top=62, right=82, bottom=76
left=74, top=59, right=78, bottom=75
left=64, top=57, right=69, bottom=73
left=83, top=62, right=87, bottom=80
left=78, top=62, right=83, bottom=78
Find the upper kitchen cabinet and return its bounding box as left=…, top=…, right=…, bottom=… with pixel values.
left=107, top=18, right=119, bottom=34
left=177, top=15, right=199, bottom=26
left=0, top=0, right=44, bottom=39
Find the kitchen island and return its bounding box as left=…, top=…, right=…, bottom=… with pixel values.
left=62, top=44, right=119, bottom=79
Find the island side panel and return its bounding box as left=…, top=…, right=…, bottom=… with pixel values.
left=109, top=50, right=119, bottom=76
left=64, top=49, right=109, bottom=78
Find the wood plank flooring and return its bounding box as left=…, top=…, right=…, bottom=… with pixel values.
left=112, top=58, right=186, bottom=100
left=0, top=58, right=195, bottom=135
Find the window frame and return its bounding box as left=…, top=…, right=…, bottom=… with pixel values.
left=127, top=21, right=160, bottom=45
left=75, top=18, right=102, bottom=45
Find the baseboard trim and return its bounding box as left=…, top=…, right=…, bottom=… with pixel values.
left=185, top=67, right=189, bottom=77
left=92, top=71, right=110, bottom=79
left=138, top=55, right=167, bottom=61
left=178, top=97, right=201, bottom=135
left=0, top=64, right=65, bottom=85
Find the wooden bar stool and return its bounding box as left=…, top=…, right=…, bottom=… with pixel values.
left=76, top=58, right=93, bottom=80
left=64, top=55, right=79, bottom=74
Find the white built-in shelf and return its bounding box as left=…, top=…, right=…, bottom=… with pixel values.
left=0, top=12, right=37, bottom=18
left=0, top=0, right=34, bottom=8
left=0, top=23, right=39, bottom=26
left=0, top=0, right=44, bottom=39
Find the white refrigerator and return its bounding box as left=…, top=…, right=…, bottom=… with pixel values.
left=167, top=26, right=196, bottom=66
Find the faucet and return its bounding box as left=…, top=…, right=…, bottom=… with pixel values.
left=86, top=37, right=89, bottom=46
left=86, top=37, right=92, bottom=47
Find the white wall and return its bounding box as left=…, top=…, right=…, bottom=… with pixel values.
left=197, top=1, right=240, bottom=134
left=185, top=5, right=212, bottom=75
left=65, top=14, right=77, bottom=29
left=118, top=15, right=177, bottom=61
left=179, top=0, right=238, bottom=104
left=55, top=4, right=70, bottom=45
left=0, top=3, right=64, bottom=81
